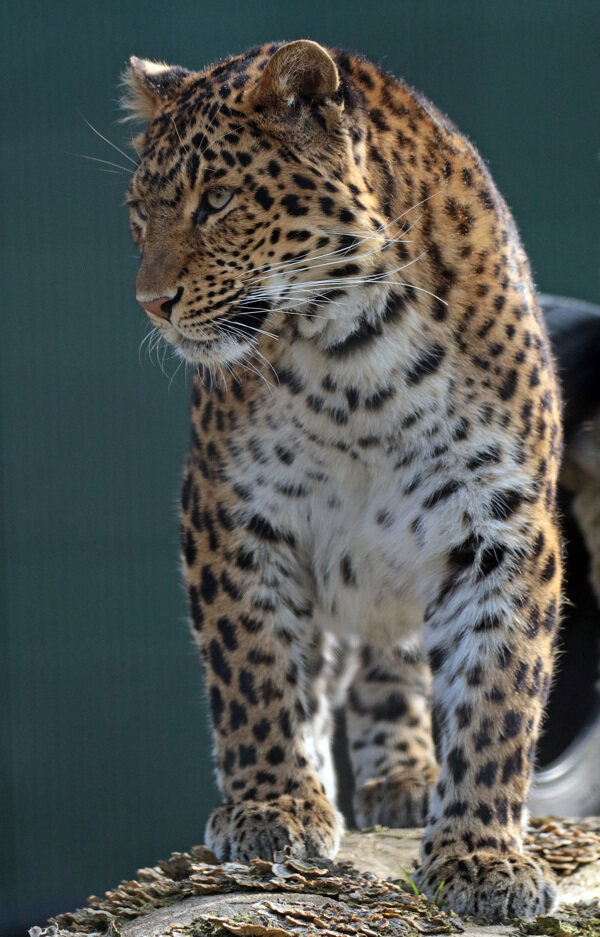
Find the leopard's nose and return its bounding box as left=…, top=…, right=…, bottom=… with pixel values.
left=138, top=295, right=176, bottom=321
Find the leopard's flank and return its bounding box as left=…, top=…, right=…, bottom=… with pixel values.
left=121, top=40, right=562, bottom=922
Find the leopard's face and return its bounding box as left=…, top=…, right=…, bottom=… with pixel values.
left=125, top=44, right=394, bottom=368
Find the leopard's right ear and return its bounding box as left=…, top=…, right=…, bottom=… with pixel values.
left=254, top=41, right=340, bottom=109
left=120, top=56, right=191, bottom=123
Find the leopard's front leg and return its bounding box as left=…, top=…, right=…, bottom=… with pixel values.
left=415, top=514, right=561, bottom=921
left=183, top=481, right=342, bottom=862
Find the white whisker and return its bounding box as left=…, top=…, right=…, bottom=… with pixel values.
left=79, top=113, right=139, bottom=166
left=171, top=117, right=189, bottom=153
left=214, top=322, right=278, bottom=391
left=242, top=233, right=415, bottom=287
left=139, top=325, right=160, bottom=363
left=203, top=123, right=244, bottom=152
left=220, top=319, right=278, bottom=340
left=168, top=352, right=185, bottom=390
left=242, top=237, right=366, bottom=279
left=247, top=344, right=281, bottom=386
left=77, top=153, right=134, bottom=174
left=200, top=101, right=227, bottom=153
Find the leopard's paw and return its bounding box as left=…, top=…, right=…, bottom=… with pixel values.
left=353, top=764, right=438, bottom=829
left=414, top=850, right=557, bottom=921
left=205, top=795, right=343, bottom=862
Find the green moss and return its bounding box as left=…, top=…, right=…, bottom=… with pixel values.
left=518, top=917, right=576, bottom=936
left=183, top=923, right=228, bottom=937
left=518, top=914, right=600, bottom=936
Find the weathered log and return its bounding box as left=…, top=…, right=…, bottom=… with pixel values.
left=30, top=822, right=600, bottom=937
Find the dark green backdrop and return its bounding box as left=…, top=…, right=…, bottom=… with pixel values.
left=2, top=1, right=599, bottom=932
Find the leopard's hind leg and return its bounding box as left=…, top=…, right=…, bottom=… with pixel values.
left=346, top=643, right=438, bottom=828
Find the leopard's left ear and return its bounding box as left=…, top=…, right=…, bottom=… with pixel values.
left=121, top=56, right=191, bottom=122
left=255, top=40, right=341, bottom=110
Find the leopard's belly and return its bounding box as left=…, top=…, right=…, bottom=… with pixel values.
left=307, top=459, right=431, bottom=644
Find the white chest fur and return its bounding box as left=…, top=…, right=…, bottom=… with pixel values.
left=223, top=298, right=529, bottom=649
left=231, top=400, right=454, bottom=647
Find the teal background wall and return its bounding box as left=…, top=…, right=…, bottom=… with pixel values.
left=2, top=1, right=599, bottom=932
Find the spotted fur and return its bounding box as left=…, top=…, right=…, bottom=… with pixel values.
left=122, top=40, right=562, bottom=922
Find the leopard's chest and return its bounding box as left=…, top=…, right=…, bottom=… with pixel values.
left=234, top=410, right=453, bottom=644
left=215, top=324, right=526, bottom=645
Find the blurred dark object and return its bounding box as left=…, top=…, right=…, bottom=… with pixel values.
left=542, top=293, right=600, bottom=611
left=542, top=294, right=600, bottom=445
left=528, top=296, right=600, bottom=815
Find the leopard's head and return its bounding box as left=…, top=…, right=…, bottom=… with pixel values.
left=123, top=40, right=398, bottom=368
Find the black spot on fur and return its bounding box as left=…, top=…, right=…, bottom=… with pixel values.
left=499, top=369, right=518, bottom=400
left=475, top=803, right=493, bottom=825
left=292, top=174, right=316, bottom=190
left=328, top=263, right=360, bottom=278
left=447, top=747, right=468, bottom=784
left=327, top=315, right=383, bottom=357
left=501, top=746, right=523, bottom=783
left=467, top=446, right=501, bottom=471
left=541, top=553, right=556, bottom=582
left=210, top=685, right=224, bottom=726
left=209, top=639, right=231, bottom=684
left=423, top=480, right=462, bottom=509
left=246, top=514, right=295, bottom=546
left=254, top=185, right=274, bottom=210
left=502, top=710, right=522, bottom=740
left=429, top=645, right=447, bottom=674
left=253, top=718, right=270, bottom=741
left=201, top=565, right=218, bottom=603
left=341, top=554, right=357, bottom=585
left=475, top=761, right=498, bottom=788
left=217, top=616, right=238, bottom=650
left=478, top=543, right=505, bottom=577
left=445, top=800, right=468, bottom=818
left=405, top=343, right=445, bottom=385
left=183, top=528, right=196, bottom=565
left=230, top=700, right=248, bottom=730
left=238, top=668, right=258, bottom=706
left=372, top=693, right=408, bottom=721
left=281, top=193, right=308, bottom=216
left=188, top=585, right=204, bottom=630
left=239, top=744, right=257, bottom=767
left=267, top=745, right=285, bottom=765
left=489, top=489, right=523, bottom=521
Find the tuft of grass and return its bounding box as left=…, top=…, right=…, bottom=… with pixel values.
left=396, top=865, right=446, bottom=909
left=434, top=880, right=445, bottom=908
left=396, top=864, right=420, bottom=896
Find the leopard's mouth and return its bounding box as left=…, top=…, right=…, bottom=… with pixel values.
left=168, top=300, right=274, bottom=366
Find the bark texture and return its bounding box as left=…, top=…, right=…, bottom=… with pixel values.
left=30, top=823, right=600, bottom=937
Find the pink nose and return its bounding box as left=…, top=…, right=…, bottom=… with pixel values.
left=138, top=295, right=174, bottom=321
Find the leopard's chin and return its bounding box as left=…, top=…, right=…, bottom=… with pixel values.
left=173, top=332, right=255, bottom=368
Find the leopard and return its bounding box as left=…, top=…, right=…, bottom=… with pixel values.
left=121, top=40, right=562, bottom=922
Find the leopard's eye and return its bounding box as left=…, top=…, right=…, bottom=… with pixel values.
left=194, top=188, right=234, bottom=226
left=132, top=202, right=147, bottom=222
left=205, top=188, right=233, bottom=211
